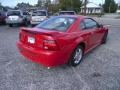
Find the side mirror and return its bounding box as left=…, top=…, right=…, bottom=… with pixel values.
left=98, top=24, right=103, bottom=28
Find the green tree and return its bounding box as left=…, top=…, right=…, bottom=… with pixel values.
left=59, top=0, right=82, bottom=12
left=72, top=0, right=82, bottom=12
left=103, top=0, right=117, bottom=13
left=118, top=4, right=120, bottom=9
left=15, top=2, right=33, bottom=10
left=45, top=0, right=51, bottom=8
left=36, top=0, right=51, bottom=8
left=36, top=0, right=42, bottom=7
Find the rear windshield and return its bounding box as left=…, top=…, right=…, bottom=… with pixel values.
left=59, top=11, right=75, bottom=15
left=36, top=17, right=76, bottom=32
left=32, top=11, right=47, bottom=16
left=7, top=11, right=21, bottom=16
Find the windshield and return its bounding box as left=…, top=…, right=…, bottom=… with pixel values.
left=59, top=11, right=75, bottom=15
left=32, top=11, right=47, bottom=16
left=36, top=17, right=76, bottom=32
left=7, top=11, right=21, bottom=16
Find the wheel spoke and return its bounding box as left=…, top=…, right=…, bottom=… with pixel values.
left=74, top=48, right=83, bottom=64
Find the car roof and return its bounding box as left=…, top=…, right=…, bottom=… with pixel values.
left=59, top=11, right=75, bottom=12
left=8, top=10, right=21, bottom=11
left=36, top=10, right=47, bottom=12
left=57, top=15, right=87, bottom=19
left=7, top=10, right=22, bottom=13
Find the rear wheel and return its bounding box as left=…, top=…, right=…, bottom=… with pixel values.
left=9, top=24, right=13, bottom=27
left=68, top=45, right=84, bottom=67
left=101, top=32, right=108, bottom=44
left=25, top=21, right=30, bottom=26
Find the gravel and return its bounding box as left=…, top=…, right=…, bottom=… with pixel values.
left=0, top=18, right=120, bottom=90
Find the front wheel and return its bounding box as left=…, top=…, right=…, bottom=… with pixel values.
left=68, top=46, right=84, bottom=67
left=24, top=21, right=29, bottom=26
left=101, top=32, right=108, bottom=44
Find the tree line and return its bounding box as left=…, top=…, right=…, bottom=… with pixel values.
left=0, top=0, right=119, bottom=13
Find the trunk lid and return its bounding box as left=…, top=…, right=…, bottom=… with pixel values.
left=31, top=16, right=47, bottom=22
left=19, top=27, right=62, bottom=50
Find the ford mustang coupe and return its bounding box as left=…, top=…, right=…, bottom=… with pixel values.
left=17, top=15, right=108, bottom=67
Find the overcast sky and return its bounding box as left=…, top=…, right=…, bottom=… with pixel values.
left=0, top=0, right=120, bottom=7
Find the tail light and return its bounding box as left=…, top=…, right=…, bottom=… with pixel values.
left=36, top=34, right=59, bottom=51
left=19, top=30, right=26, bottom=42
left=43, top=40, right=59, bottom=51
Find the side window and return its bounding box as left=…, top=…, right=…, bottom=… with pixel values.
left=80, top=21, right=85, bottom=30
left=84, top=18, right=98, bottom=29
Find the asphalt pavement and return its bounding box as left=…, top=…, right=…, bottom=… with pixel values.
left=0, top=18, right=120, bottom=90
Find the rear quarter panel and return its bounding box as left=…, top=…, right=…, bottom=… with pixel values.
left=52, top=18, right=88, bottom=63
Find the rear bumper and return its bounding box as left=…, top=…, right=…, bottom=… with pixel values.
left=17, top=42, right=67, bottom=67
left=30, top=21, right=42, bottom=25
left=6, top=19, right=23, bottom=24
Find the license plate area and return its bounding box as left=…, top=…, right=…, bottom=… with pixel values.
left=28, top=36, right=35, bottom=44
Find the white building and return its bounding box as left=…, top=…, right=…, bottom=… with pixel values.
left=51, top=0, right=59, bottom=4
left=81, top=3, right=102, bottom=14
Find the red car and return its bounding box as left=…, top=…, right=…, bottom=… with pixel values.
left=17, top=15, right=108, bottom=67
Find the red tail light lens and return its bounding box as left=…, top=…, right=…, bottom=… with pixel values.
left=19, top=30, right=26, bottom=43
left=43, top=40, right=59, bottom=51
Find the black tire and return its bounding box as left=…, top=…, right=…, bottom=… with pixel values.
left=9, top=24, right=13, bottom=27
left=101, top=32, right=108, bottom=44
left=22, top=18, right=29, bottom=26
left=68, top=45, right=84, bottom=67
left=23, top=21, right=28, bottom=26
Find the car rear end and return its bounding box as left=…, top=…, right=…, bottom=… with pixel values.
left=30, top=10, right=48, bottom=26
left=6, top=10, right=23, bottom=26
left=17, top=28, right=67, bottom=67
left=17, top=16, right=77, bottom=67
left=0, top=11, right=6, bottom=24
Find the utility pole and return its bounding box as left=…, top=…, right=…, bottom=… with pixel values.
left=84, top=0, right=87, bottom=15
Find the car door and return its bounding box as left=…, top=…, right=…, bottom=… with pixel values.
left=85, top=18, right=104, bottom=44
left=81, top=18, right=99, bottom=49
left=94, top=24, right=105, bottom=44
left=79, top=19, right=94, bottom=50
